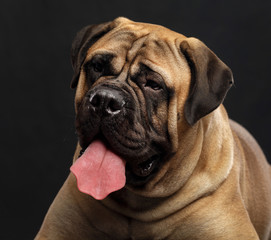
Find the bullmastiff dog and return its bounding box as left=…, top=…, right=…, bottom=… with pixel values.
left=35, top=17, right=271, bottom=239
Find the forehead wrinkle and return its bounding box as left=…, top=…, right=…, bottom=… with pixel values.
left=108, top=29, right=137, bottom=44
left=140, top=58, right=171, bottom=84
left=126, top=34, right=150, bottom=62
left=128, top=36, right=172, bottom=76
left=85, top=29, right=137, bottom=59
left=115, top=34, right=150, bottom=82
left=141, top=38, right=188, bottom=88
left=131, top=50, right=174, bottom=87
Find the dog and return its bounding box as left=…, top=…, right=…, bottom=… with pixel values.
left=35, top=17, right=271, bottom=240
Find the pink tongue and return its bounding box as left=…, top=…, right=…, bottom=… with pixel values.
left=70, top=140, right=126, bottom=200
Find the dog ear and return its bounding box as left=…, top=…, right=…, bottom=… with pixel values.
left=180, top=38, right=234, bottom=125
left=70, top=21, right=116, bottom=89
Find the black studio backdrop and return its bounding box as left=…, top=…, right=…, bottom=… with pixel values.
left=1, top=0, right=271, bottom=239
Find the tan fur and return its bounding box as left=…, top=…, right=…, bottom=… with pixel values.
left=36, top=17, right=271, bottom=240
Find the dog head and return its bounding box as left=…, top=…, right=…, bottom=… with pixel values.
left=70, top=17, right=233, bottom=197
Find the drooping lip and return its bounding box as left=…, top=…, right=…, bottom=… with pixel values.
left=129, top=154, right=160, bottom=177
left=124, top=155, right=162, bottom=186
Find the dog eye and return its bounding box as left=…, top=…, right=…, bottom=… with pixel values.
left=144, top=79, right=161, bottom=90
left=92, top=61, right=104, bottom=73
left=90, top=54, right=114, bottom=73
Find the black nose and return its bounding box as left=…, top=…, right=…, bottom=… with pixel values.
left=89, top=88, right=125, bottom=116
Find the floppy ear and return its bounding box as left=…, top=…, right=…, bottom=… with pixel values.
left=180, top=38, right=234, bottom=125
left=70, top=21, right=116, bottom=89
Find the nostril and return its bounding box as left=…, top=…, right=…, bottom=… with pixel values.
left=107, top=98, right=124, bottom=114
left=89, top=94, right=101, bottom=108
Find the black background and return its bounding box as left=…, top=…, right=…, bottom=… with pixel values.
left=1, top=0, right=271, bottom=239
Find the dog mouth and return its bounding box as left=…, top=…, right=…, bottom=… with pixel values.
left=78, top=135, right=160, bottom=180
left=70, top=131, right=162, bottom=200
